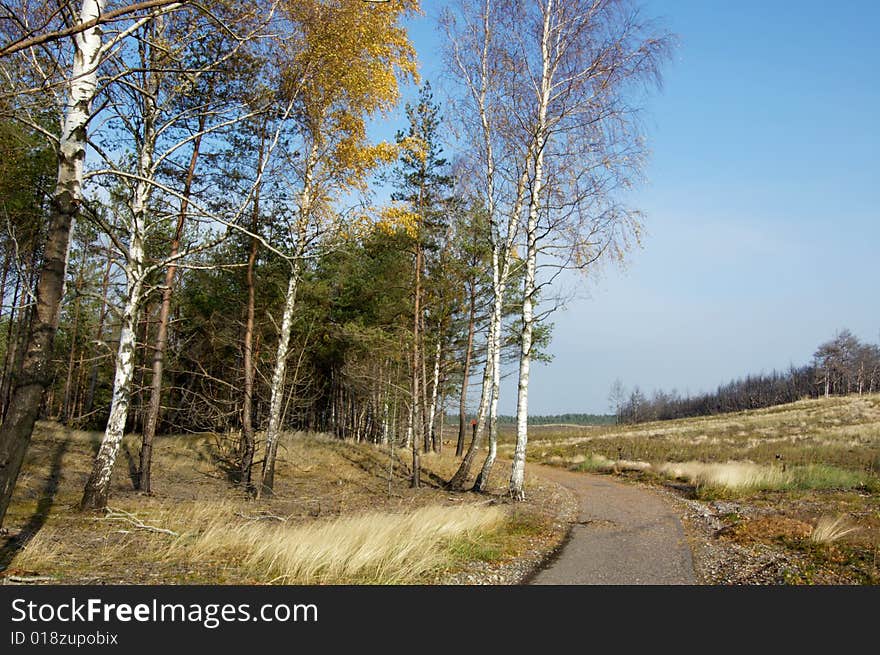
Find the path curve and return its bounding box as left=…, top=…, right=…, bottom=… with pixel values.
left=529, top=464, right=697, bottom=585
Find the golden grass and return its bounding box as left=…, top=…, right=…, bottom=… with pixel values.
left=656, top=461, right=793, bottom=491
left=574, top=454, right=652, bottom=473
left=810, top=515, right=860, bottom=544
left=150, top=503, right=505, bottom=584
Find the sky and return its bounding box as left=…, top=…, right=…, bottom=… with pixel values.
left=382, top=0, right=880, bottom=415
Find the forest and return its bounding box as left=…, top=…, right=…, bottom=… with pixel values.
left=0, top=0, right=671, bottom=528
left=612, top=329, right=880, bottom=423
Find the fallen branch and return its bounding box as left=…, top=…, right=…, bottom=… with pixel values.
left=100, top=507, right=179, bottom=537
left=234, top=511, right=287, bottom=523
left=5, top=575, right=57, bottom=584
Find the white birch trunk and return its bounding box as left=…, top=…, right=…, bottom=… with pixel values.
left=81, top=16, right=157, bottom=508
left=510, top=0, right=554, bottom=500
left=257, top=141, right=316, bottom=496
left=257, top=266, right=299, bottom=497
left=475, top=320, right=495, bottom=438
left=426, top=337, right=442, bottom=447
left=381, top=397, right=389, bottom=445
left=474, top=156, right=530, bottom=491
left=60, top=0, right=104, bottom=212
left=83, top=274, right=144, bottom=505
left=475, top=279, right=506, bottom=489
left=509, top=192, right=539, bottom=499
left=81, top=165, right=150, bottom=508
left=447, top=312, right=495, bottom=488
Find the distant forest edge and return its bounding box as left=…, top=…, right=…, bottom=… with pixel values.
left=612, top=329, right=880, bottom=424
left=496, top=414, right=616, bottom=426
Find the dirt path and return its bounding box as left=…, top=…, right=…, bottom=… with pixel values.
left=528, top=464, right=697, bottom=585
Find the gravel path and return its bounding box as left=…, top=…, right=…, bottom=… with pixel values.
left=529, top=465, right=697, bottom=585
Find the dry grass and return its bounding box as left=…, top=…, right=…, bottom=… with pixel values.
left=656, top=461, right=793, bottom=492
left=3, top=423, right=568, bottom=584
left=810, top=515, right=860, bottom=544
left=148, top=503, right=505, bottom=584
left=9, top=499, right=507, bottom=584
left=515, top=394, right=880, bottom=476
left=10, top=532, right=65, bottom=572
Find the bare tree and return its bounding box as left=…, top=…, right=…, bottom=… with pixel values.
left=507, top=0, right=670, bottom=499
left=443, top=0, right=670, bottom=498
left=609, top=378, right=627, bottom=424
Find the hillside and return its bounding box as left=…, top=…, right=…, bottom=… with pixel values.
left=0, top=424, right=572, bottom=584
left=512, top=394, right=880, bottom=584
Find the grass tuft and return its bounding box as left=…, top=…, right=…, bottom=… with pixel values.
left=9, top=532, right=64, bottom=572
left=657, top=461, right=793, bottom=492
left=810, top=515, right=860, bottom=544
left=654, top=461, right=872, bottom=494
left=158, top=504, right=505, bottom=584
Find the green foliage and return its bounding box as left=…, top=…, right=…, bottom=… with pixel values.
left=791, top=464, right=876, bottom=491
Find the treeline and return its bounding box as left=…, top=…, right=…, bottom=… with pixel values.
left=495, top=414, right=616, bottom=426
left=0, top=0, right=670, bottom=524
left=612, top=329, right=880, bottom=423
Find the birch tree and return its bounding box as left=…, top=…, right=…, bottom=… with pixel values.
left=0, top=0, right=115, bottom=526
left=442, top=0, right=669, bottom=497
left=501, top=0, right=671, bottom=499
left=256, top=0, right=418, bottom=497
left=443, top=0, right=525, bottom=491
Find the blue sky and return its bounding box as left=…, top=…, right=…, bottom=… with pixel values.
left=386, top=1, right=880, bottom=415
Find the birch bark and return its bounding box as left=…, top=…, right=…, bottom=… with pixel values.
left=0, top=0, right=105, bottom=526
left=257, top=267, right=299, bottom=497
left=426, top=336, right=442, bottom=451
left=257, top=141, right=316, bottom=497
left=456, top=279, right=475, bottom=456
left=81, top=14, right=162, bottom=509
left=509, top=0, right=553, bottom=501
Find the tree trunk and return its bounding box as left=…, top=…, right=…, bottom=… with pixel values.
left=421, top=329, right=431, bottom=454
left=81, top=16, right=158, bottom=510
left=0, top=275, right=23, bottom=417
left=509, top=1, right=552, bottom=501
left=239, top=127, right=266, bottom=488
left=85, top=254, right=112, bottom=415
left=239, top=230, right=259, bottom=485
left=138, top=120, right=204, bottom=493
left=258, top=134, right=319, bottom=497
left=447, top=316, right=494, bottom=490
left=456, top=280, right=476, bottom=457
left=509, top=195, right=539, bottom=500
left=61, top=277, right=82, bottom=422
left=0, top=0, right=104, bottom=528
left=435, top=390, right=445, bottom=453
left=130, top=302, right=150, bottom=434
left=451, top=160, right=527, bottom=492
left=410, top=241, right=422, bottom=487
left=473, top=283, right=505, bottom=492
left=427, top=335, right=441, bottom=452
left=257, top=266, right=299, bottom=498
left=473, top=229, right=512, bottom=492
left=80, top=275, right=144, bottom=509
